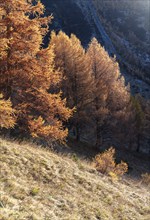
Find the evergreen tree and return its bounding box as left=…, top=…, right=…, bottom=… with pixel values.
left=131, top=95, right=145, bottom=152
left=0, top=0, right=72, bottom=142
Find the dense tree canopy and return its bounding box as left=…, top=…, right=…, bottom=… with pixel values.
left=50, top=31, right=94, bottom=141
left=0, top=0, right=72, bottom=142
left=87, top=38, right=131, bottom=147
left=0, top=1, right=148, bottom=152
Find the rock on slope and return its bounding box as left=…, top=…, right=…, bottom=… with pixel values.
left=0, top=138, right=149, bottom=220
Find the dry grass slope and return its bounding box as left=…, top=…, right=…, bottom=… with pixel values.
left=0, top=138, right=150, bottom=220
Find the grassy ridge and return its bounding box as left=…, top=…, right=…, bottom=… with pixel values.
left=0, top=138, right=149, bottom=220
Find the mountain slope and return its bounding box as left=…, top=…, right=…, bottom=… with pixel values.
left=41, top=0, right=150, bottom=99
left=42, top=0, right=115, bottom=52
left=42, top=0, right=93, bottom=46
left=0, top=138, right=149, bottom=220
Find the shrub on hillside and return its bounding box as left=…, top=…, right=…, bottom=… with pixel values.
left=94, top=147, right=128, bottom=179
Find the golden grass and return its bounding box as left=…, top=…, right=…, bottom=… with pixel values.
left=0, top=138, right=150, bottom=220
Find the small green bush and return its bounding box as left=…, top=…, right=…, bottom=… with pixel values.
left=30, top=187, right=40, bottom=196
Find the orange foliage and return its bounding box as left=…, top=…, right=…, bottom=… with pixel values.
left=28, top=116, right=68, bottom=142
left=0, top=0, right=72, bottom=141
left=0, top=94, right=15, bottom=128
left=87, top=38, right=131, bottom=147
left=94, top=147, right=128, bottom=177
left=50, top=31, right=93, bottom=141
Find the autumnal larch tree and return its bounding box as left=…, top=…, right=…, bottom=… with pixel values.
left=0, top=17, right=15, bottom=129
left=87, top=38, right=131, bottom=148
left=0, top=0, right=72, bottom=142
left=50, top=31, right=94, bottom=141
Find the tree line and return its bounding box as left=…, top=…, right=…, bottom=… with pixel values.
left=0, top=0, right=149, bottom=152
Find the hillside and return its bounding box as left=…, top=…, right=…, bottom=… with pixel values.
left=93, top=0, right=150, bottom=88
left=41, top=0, right=150, bottom=99
left=0, top=138, right=150, bottom=220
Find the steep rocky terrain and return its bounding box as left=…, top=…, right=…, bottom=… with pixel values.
left=0, top=138, right=150, bottom=220
left=42, top=0, right=116, bottom=51
left=93, top=0, right=150, bottom=95
left=41, top=0, right=150, bottom=98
